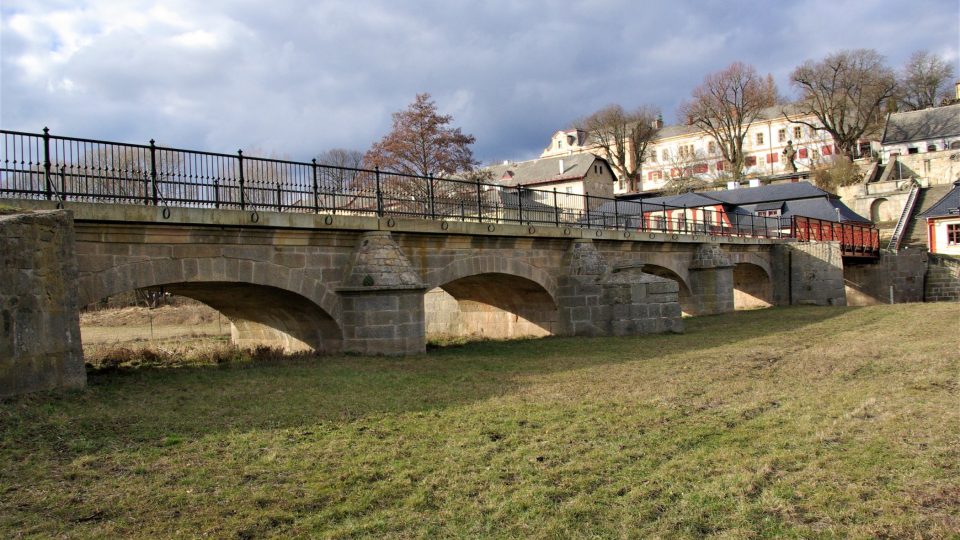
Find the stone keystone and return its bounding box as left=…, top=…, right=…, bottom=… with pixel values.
left=339, top=231, right=424, bottom=291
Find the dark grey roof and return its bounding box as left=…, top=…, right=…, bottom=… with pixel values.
left=704, top=182, right=832, bottom=205
left=485, top=153, right=605, bottom=187
left=919, top=181, right=960, bottom=219
left=755, top=201, right=784, bottom=211
left=740, top=199, right=870, bottom=223
left=881, top=104, right=960, bottom=145
left=592, top=181, right=868, bottom=223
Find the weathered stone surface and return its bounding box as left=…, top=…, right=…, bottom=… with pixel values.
left=1, top=211, right=85, bottom=398
left=340, top=231, right=424, bottom=290
left=925, top=254, right=960, bottom=302
left=771, top=241, right=846, bottom=306
left=844, top=250, right=927, bottom=306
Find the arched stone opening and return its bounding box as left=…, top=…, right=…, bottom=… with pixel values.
left=641, top=264, right=693, bottom=315
left=149, top=282, right=342, bottom=354
left=732, top=263, right=773, bottom=310
left=425, top=273, right=558, bottom=342
left=870, top=198, right=894, bottom=223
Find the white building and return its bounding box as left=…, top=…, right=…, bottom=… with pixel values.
left=880, top=103, right=960, bottom=163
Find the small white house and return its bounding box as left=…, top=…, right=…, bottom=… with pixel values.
left=880, top=103, right=960, bottom=163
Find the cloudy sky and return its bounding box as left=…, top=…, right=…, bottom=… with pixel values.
left=1, top=0, right=957, bottom=164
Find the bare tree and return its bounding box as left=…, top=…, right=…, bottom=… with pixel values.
left=660, top=148, right=711, bottom=195
left=576, top=104, right=660, bottom=192
left=316, top=148, right=363, bottom=191
left=899, top=50, right=956, bottom=110
left=790, top=49, right=898, bottom=160
left=678, top=62, right=778, bottom=180
left=364, top=93, right=478, bottom=177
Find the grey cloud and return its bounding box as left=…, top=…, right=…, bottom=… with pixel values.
left=1, top=0, right=957, bottom=165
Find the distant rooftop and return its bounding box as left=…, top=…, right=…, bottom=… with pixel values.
left=881, top=104, right=960, bottom=145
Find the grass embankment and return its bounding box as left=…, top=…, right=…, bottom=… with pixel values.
left=2, top=304, right=959, bottom=538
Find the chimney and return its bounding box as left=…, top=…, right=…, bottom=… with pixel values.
left=652, top=114, right=664, bottom=130
left=558, top=159, right=564, bottom=175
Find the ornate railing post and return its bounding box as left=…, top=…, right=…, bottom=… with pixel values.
left=375, top=166, right=383, bottom=217
left=428, top=174, right=436, bottom=219
left=475, top=179, right=483, bottom=223
left=614, top=197, right=620, bottom=230
left=149, top=139, right=158, bottom=206
left=553, top=188, right=559, bottom=226
left=311, top=158, right=320, bottom=213
left=517, top=187, right=524, bottom=224
left=42, top=127, right=52, bottom=200
left=237, top=149, right=246, bottom=210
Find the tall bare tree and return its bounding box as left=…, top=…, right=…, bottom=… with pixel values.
left=576, top=104, right=660, bottom=192
left=899, top=50, right=956, bottom=110
left=316, top=148, right=363, bottom=192
left=678, top=62, right=778, bottom=180
left=790, top=49, right=897, bottom=159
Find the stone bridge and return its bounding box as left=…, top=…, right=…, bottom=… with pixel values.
left=1, top=199, right=851, bottom=363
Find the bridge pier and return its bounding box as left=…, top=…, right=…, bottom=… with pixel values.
left=557, top=239, right=684, bottom=336
left=686, top=244, right=735, bottom=316
left=337, top=231, right=426, bottom=355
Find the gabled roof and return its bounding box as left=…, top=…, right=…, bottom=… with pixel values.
left=920, top=180, right=960, bottom=219
left=591, top=181, right=869, bottom=223
left=704, top=182, right=834, bottom=205
left=881, top=104, right=960, bottom=145
left=486, top=153, right=607, bottom=188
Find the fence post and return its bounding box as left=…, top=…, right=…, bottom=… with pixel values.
left=584, top=192, right=591, bottom=227
left=214, top=179, right=220, bottom=209
left=661, top=202, right=667, bottom=233
left=311, top=158, right=320, bottom=213
left=149, top=139, right=158, bottom=206
left=428, top=174, right=436, bottom=219
left=476, top=179, right=483, bottom=223
left=276, top=181, right=282, bottom=212
left=639, top=200, right=645, bottom=231
left=517, top=187, right=524, bottom=224
left=553, top=188, right=559, bottom=227
left=42, top=127, right=52, bottom=200
left=237, top=149, right=246, bottom=211
left=614, top=197, right=620, bottom=230
left=375, top=166, right=383, bottom=217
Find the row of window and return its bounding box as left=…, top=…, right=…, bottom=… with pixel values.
left=649, top=126, right=813, bottom=162
left=644, top=145, right=836, bottom=180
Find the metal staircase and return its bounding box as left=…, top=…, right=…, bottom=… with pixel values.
left=887, top=182, right=921, bottom=251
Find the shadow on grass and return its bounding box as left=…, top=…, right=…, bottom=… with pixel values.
left=2, top=306, right=859, bottom=458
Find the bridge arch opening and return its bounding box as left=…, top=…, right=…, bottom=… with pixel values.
left=640, top=264, right=693, bottom=315
left=732, top=263, right=773, bottom=310
left=95, top=282, right=342, bottom=354
left=425, top=273, right=558, bottom=342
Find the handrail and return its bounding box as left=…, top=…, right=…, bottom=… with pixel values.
left=0, top=128, right=801, bottom=240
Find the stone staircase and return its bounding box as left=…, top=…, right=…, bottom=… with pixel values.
left=902, top=184, right=955, bottom=248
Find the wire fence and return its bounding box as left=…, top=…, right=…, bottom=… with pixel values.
left=0, top=128, right=877, bottom=252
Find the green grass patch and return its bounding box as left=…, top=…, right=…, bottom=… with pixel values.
left=2, top=304, right=958, bottom=537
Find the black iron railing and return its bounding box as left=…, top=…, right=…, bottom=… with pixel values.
left=0, top=128, right=795, bottom=238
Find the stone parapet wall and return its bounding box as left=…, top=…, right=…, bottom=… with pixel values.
left=925, top=254, right=960, bottom=302
left=1, top=210, right=85, bottom=398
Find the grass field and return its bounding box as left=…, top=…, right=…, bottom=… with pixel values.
left=2, top=303, right=959, bottom=538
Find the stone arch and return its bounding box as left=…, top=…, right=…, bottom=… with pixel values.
left=75, top=257, right=342, bottom=353
left=640, top=264, right=693, bottom=315
left=423, top=255, right=557, bottom=301
left=425, top=273, right=558, bottom=341
left=732, top=262, right=773, bottom=310
left=727, top=252, right=773, bottom=281
left=870, top=197, right=893, bottom=223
